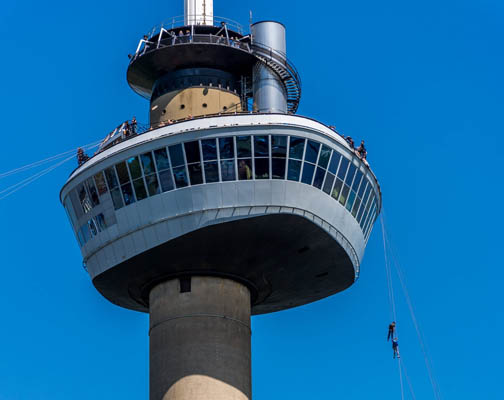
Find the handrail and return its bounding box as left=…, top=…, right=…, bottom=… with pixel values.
left=130, top=32, right=251, bottom=62
left=147, top=15, right=244, bottom=36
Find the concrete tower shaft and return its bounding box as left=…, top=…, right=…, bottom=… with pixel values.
left=150, top=276, right=251, bottom=400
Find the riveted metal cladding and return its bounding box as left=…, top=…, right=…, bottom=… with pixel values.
left=61, top=114, right=381, bottom=314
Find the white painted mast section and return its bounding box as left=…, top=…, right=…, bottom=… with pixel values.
left=184, top=0, right=214, bottom=26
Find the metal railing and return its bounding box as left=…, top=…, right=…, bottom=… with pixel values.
left=146, top=15, right=244, bottom=36
left=131, top=32, right=251, bottom=61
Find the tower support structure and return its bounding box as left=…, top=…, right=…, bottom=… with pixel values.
left=149, top=276, right=252, bottom=400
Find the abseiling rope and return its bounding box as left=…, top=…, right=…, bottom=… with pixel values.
left=400, top=357, right=417, bottom=400
left=381, top=210, right=442, bottom=400
left=381, top=214, right=404, bottom=400
left=0, top=141, right=100, bottom=201
left=0, top=140, right=101, bottom=180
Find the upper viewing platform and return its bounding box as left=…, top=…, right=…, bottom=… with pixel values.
left=127, top=15, right=302, bottom=114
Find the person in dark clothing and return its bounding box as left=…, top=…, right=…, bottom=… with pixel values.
left=131, top=116, right=137, bottom=134
left=388, top=321, right=396, bottom=341
left=357, top=140, right=367, bottom=160
left=123, top=120, right=131, bottom=137
left=345, top=136, right=355, bottom=148
left=77, top=148, right=90, bottom=166
left=392, top=337, right=400, bottom=358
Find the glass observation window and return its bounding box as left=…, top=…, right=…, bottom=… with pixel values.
left=236, top=136, right=252, bottom=158
left=86, top=178, right=99, bottom=207
left=254, top=136, right=269, bottom=179
left=287, top=159, right=302, bottom=181
left=301, top=162, right=315, bottom=184
left=289, top=136, right=305, bottom=160
left=328, top=152, right=341, bottom=175
left=94, top=172, right=108, bottom=196
left=69, top=133, right=378, bottom=245
left=169, top=144, right=188, bottom=188
left=271, top=136, right=287, bottom=158
left=304, top=140, right=320, bottom=164
left=185, top=141, right=203, bottom=185
left=317, top=145, right=331, bottom=169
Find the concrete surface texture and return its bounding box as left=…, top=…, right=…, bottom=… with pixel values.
left=149, top=276, right=251, bottom=400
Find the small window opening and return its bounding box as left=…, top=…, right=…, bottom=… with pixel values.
left=223, top=106, right=228, bottom=111
left=180, top=104, right=185, bottom=110
left=202, top=103, right=208, bottom=108
left=162, top=109, right=166, bottom=115
left=180, top=277, right=191, bottom=293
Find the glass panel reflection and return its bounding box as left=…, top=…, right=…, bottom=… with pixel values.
left=332, top=178, right=343, bottom=200
left=337, top=158, right=349, bottom=180
left=202, top=139, right=217, bottom=161
left=323, top=173, right=335, bottom=194
left=169, top=144, right=185, bottom=167
left=318, top=146, right=331, bottom=169
left=159, top=170, right=174, bottom=192
left=339, top=184, right=350, bottom=205
left=173, top=166, right=189, bottom=188
left=105, top=167, right=118, bottom=189
left=305, top=140, right=320, bottom=164
left=219, top=137, right=234, bottom=159
left=133, top=178, right=148, bottom=200
left=94, top=172, right=108, bottom=195
left=188, top=163, right=203, bottom=185
left=121, top=183, right=136, bottom=205
left=289, top=137, right=305, bottom=160
left=287, top=159, right=301, bottom=181
left=127, top=156, right=142, bottom=179
left=328, top=152, right=341, bottom=174
left=313, top=167, right=325, bottom=189
left=140, top=152, right=156, bottom=175
left=184, top=141, right=201, bottom=164
left=145, top=174, right=160, bottom=196
left=271, top=136, right=287, bottom=157
left=204, top=161, right=219, bottom=183
left=110, top=188, right=124, bottom=210
left=220, top=160, right=236, bottom=181
left=301, top=162, right=315, bottom=184
left=115, top=162, right=130, bottom=185
left=272, top=158, right=286, bottom=179
left=254, top=136, right=269, bottom=157
left=255, top=158, right=269, bottom=179
left=236, top=136, right=252, bottom=158
left=154, top=148, right=170, bottom=171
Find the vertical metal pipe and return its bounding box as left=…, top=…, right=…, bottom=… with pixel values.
left=251, top=21, right=288, bottom=113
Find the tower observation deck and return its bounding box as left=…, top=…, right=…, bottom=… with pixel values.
left=60, top=1, right=381, bottom=399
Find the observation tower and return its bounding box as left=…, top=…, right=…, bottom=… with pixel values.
left=60, top=1, right=381, bottom=399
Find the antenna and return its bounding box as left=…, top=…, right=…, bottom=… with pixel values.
left=185, top=0, right=214, bottom=25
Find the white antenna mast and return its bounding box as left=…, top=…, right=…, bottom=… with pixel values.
left=184, top=0, right=214, bottom=26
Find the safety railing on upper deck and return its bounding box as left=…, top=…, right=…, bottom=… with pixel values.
left=147, top=15, right=245, bottom=36
left=131, top=32, right=251, bottom=61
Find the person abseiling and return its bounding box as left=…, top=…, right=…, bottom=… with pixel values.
left=387, top=321, right=396, bottom=341
left=392, top=337, right=400, bottom=359
left=345, top=136, right=355, bottom=148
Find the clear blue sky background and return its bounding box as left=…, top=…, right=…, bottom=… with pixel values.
left=0, top=0, right=502, bottom=399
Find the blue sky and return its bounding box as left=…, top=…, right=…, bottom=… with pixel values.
left=0, top=0, right=502, bottom=398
